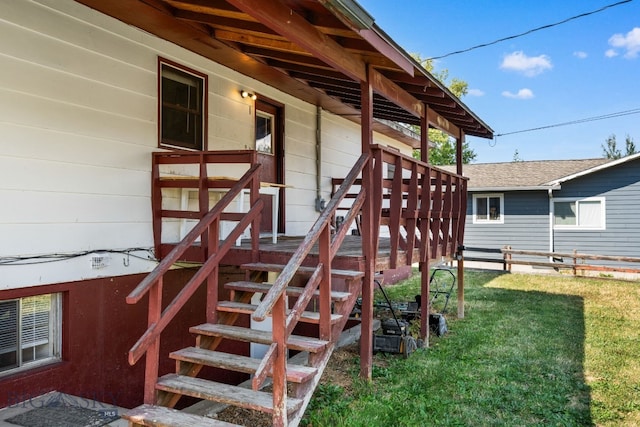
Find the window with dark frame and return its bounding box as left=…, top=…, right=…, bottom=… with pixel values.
left=159, top=60, right=206, bottom=150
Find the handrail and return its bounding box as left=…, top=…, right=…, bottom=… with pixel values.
left=128, top=200, right=263, bottom=365
left=127, top=164, right=261, bottom=304
left=252, top=152, right=370, bottom=322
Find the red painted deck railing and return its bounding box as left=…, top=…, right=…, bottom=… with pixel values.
left=334, top=145, right=468, bottom=342
left=127, top=151, right=263, bottom=403
left=251, top=152, right=370, bottom=425
left=333, top=145, right=468, bottom=267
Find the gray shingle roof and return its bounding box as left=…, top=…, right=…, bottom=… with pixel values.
left=444, top=158, right=612, bottom=190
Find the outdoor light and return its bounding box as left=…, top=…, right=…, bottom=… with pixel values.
left=241, top=90, right=257, bottom=100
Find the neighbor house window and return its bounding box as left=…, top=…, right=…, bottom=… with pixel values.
left=553, top=197, right=605, bottom=229
left=159, top=59, right=207, bottom=150
left=473, top=194, right=504, bottom=224
left=0, top=294, right=61, bottom=375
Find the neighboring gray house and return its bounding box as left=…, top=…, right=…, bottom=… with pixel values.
left=447, top=153, right=640, bottom=267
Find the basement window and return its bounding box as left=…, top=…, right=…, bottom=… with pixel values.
left=0, top=294, right=62, bottom=376
left=159, top=58, right=207, bottom=150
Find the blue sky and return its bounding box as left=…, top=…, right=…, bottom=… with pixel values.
left=358, top=0, right=640, bottom=163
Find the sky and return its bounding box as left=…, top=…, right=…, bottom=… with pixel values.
left=357, top=0, right=640, bottom=163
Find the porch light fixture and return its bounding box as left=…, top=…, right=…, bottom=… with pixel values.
left=241, top=90, right=257, bottom=100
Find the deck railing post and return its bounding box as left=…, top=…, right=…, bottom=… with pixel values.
left=271, top=295, right=287, bottom=427
left=144, top=277, right=162, bottom=404
left=318, top=224, right=332, bottom=341
left=206, top=219, right=220, bottom=324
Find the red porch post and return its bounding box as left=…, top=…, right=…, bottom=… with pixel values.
left=419, top=103, right=431, bottom=344
left=359, top=70, right=375, bottom=381
left=457, top=131, right=466, bottom=318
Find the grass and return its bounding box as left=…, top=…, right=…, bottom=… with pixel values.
left=302, top=269, right=640, bottom=426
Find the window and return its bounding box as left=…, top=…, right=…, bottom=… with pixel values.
left=159, top=59, right=207, bottom=150
left=473, top=194, right=504, bottom=224
left=0, top=294, right=61, bottom=375
left=554, top=197, right=605, bottom=229
left=255, top=111, right=274, bottom=154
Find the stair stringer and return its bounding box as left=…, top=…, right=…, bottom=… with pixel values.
left=286, top=275, right=362, bottom=427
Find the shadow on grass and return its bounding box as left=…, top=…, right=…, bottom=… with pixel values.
left=307, top=270, right=594, bottom=426
left=449, top=283, right=594, bottom=426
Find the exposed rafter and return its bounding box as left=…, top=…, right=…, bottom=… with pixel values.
left=74, top=0, right=493, bottom=141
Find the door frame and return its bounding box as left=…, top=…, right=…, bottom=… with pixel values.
left=255, top=96, right=285, bottom=234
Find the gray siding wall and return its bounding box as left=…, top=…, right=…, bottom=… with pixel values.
left=553, top=158, right=640, bottom=261
left=463, top=190, right=550, bottom=261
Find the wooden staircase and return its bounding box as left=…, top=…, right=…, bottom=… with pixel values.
left=124, top=262, right=363, bottom=426
left=122, top=147, right=468, bottom=426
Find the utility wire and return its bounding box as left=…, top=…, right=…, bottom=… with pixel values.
left=495, top=108, right=640, bottom=138
left=428, top=0, right=633, bottom=60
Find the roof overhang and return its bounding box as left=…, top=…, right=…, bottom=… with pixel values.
left=544, top=152, right=640, bottom=186
left=468, top=185, right=561, bottom=192
left=74, top=0, right=493, bottom=145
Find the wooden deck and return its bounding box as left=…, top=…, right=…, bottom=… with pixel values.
left=221, top=234, right=420, bottom=274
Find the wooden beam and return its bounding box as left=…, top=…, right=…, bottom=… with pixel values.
left=370, top=68, right=423, bottom=118
left=167, top=0, right=254, bottom=22
left=421, top=104, right=429, bottom=163
left=456, top=132, right=463, bottom=176
left=215, top=29, right=309, bottom=55
left=226, top=0, right=366, bottom=82
left=427, top=108, right=461, bottom=139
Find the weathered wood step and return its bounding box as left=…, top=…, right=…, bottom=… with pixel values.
left=170, top=347, right=317, bottom=383
left=156, top=374, right=303, bottom=414
left=190, top=323, right=329, bottom=353
left=123, top=404, right=238, bottom=426
left=242, top=262, right=365, bottom=281
left=225, top=280, right=351, bottom=302
left=217, top=301, right=342, bottom=324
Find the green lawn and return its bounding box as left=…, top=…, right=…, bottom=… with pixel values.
left=303, top=270, right=640, bottom=426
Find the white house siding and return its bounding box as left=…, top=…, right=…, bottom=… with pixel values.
left=0, top=0, right=411, bottom=289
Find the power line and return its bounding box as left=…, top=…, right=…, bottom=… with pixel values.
left=428, top=0, right=633, bottom=61
left=495, top=108, right=640, bottom=138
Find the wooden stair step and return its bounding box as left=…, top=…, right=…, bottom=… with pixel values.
left=217, top=301, right=342, bottom=324
left=170, top=347, right=317, bottom=383
left=123, top=404, right=238, bottom=426
left=225, top=280, right=351, bottom=302
left=190, top=323, right=329, bottom=353
left=242, top=262, right=365, bottom=281
left=156, top=374, right=303, bottom=414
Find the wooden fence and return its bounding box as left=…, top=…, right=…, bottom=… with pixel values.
left=462, top=246, right=640, bottom=277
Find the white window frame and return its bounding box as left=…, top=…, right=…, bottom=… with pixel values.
left=472, top=193, right=504, bottom=224
left=0, top=293, right=62, bottom=377
left=553, top=197, right=606, bottom=230
left=255, top=111, right=275, bottom=155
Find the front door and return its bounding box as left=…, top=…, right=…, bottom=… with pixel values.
left=255, top=98, right=284, bottom=236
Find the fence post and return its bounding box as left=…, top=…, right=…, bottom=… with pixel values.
left=502, top=246, right=512, bottom=272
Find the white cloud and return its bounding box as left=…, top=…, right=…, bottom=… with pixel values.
left=467, top=88, right=485, bottom=97
left=500, top=51, right=552, bottom=76
left=502, top=88, right=534, bottom=99
left=608, top=27, right=640, bottom=58
left=605, top=49, right=619, bottom=58
left=573, top=51, right=588, bottom=59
